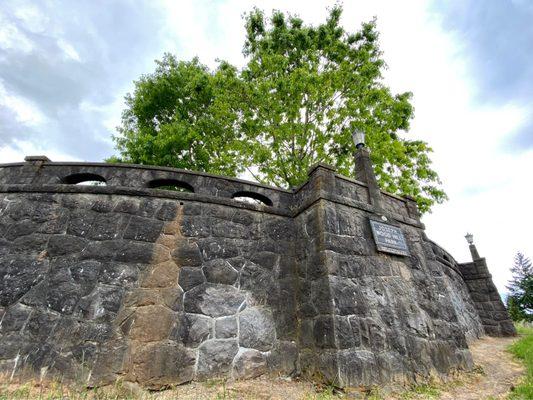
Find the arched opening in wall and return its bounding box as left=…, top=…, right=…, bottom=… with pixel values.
left=61, top=173, right=107, bottom=186
left=146, top=179, right=194, bottom=193
left=232, top=191, right=273, bottom=207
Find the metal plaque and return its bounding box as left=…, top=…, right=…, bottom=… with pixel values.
left=369, top=219, right=409, bottom=256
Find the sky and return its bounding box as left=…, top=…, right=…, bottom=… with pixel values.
left=0, top=0, right=531, bottom=294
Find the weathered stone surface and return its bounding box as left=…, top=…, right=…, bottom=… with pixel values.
left=171, top=241, right=202, bottom=267
left=239, top=307, right=275, bottom=351
left=215, top=316, right=237, bottom=339
left=123, top=216, right=164, bottom=242
left=178, top=267, right=205, bottom=291
left=203, top=259, right=239, bottom=285
left=126, top=305, right=175, bottom=342
left=197, top=339, right=239, bottom=379
left=141, top=261, right=179, bottom=288
left=184, top=284, right=245, bottom=317
left=128, top=342, right=196, bottom=388
left=233, top=349, right=267, bottom=379
left=174, top=313, right=213, bottom=347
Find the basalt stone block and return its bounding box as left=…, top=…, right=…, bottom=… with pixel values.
left=12, top=234, right=49, bottom=253
left=239, top=262, right=276, bottom=304
left=184, top=284, right=245, bottom=318
left=182, top=203, right=202, bottom=216
left=172, top=241, right=202, bottom=267
left=267, top=340, right=299, bottom=375
left=123, top=216, right=164, bottom=242
left=178, top=267, right=205, bottom=291
left=212, top=221, right=248, bottom=239
left=0, top=256, right=49, bottom=307
left=67, top=210, right=96, bottom=237
left=88, top=213, right=130, bottom=241
left=215, top=316, right=237, bottom=339
left=91, top=199, right=115, bottom=213
left=0, top=303, right=32, bottom=333
left=197, top=339, right=239, bottom=379
left=250, top=251, right=278, bottom=271
left=75, top=322, right=113, bottom=343
left=265, top=219, right=294, bottom=241
left=310, top=278, right=333, bottom=315
left=5, top=219, right=39, bottom=241
left=128, top=342, right=196, bottom=389
left=239, top=307, right=275, bottom=351
left=336, top=349, right=379, bottom=386
left=138, top=199, right=159, bottom=218
left=203, top=259, right=239, bottom=285
left=69, top=260, right=102, bottom=290
left=180, top=216, right=211, bottom=237
left=335, top=316, right=362, bottom=349
left=199, top=238, right=239, bottom=260
left=77, top=285, right=124, bottom=320
left=233, top=349, right=267, bottom=379
left=174, top=313, right=213, bottom=347
left=323, top=232, right=368, bottom=256
left=46, top=281, right=81, bottom=314
left=89, top=340, right=129, bottom=386
left=99, top=263, right=139, bottom=287
left=47, top=235, right=88, bottom=257
left=313, top=315, right=336, bottom=349
left=232, top=211, right=254, bottom=226
left=113, top=199, right=140, bottom=214
left=155, top=202, right=178, bottom=221
left=26, top=310, right=60, bottom=339
left=329, top=276, right=361, bottom=316
left=127, top=305, right=175, bottom=342
left=81, top=240, right=154, bottom=264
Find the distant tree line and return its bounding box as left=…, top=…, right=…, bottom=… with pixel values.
left=506, top=252, right=533, bottom=322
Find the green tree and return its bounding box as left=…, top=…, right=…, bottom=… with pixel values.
left=113, top=56, right=247, bottom=177
left=112, top=6, right=446, bottom=213
left=506, top=252, right=533, bottom=321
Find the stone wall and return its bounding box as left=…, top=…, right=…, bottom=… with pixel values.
left=0, top=157, right=512, bottom=389
left=459, top=250, right=516, bottom=337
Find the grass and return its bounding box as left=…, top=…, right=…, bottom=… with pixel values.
left=507, top=322, right=533, bottom=400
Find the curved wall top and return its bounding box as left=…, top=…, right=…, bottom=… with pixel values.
left=0, top=157, right=421, bottom=226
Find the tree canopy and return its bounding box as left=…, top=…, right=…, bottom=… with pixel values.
left=111, top=6, right=446, bottom=213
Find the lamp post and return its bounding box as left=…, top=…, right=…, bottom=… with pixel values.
left=352, top=130, right=365, bottom=150
left=352, top=128, right=384, bottom=214
left=464, top=232, right=480, bottom=260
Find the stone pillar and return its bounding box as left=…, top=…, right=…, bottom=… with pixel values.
left=469, top=244, right=480, bottom=260
left=354, top=148, right=383, bottom=213
left=21, top=155, right=51, bottom=184
left=459, top=243, right=516, bottom=336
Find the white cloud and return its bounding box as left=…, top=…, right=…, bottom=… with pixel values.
left=57, top=38, right=81, bottom=62
left=0, top=81, right=47, bottom=126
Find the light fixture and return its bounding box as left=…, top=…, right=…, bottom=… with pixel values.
left=464, top=233, right=474, bottom=245
left=352, top=129, right=365, bottom=149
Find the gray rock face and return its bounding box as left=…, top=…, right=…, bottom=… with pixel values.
left=239, top=307, right=276, bottom=351
left=197, top=340, right=239, bottom=379
left=233, top=349, right=267, bottom=379
left=184, top=284, right=245, bottom=318
left=0, top=160, right=511, bottom=390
